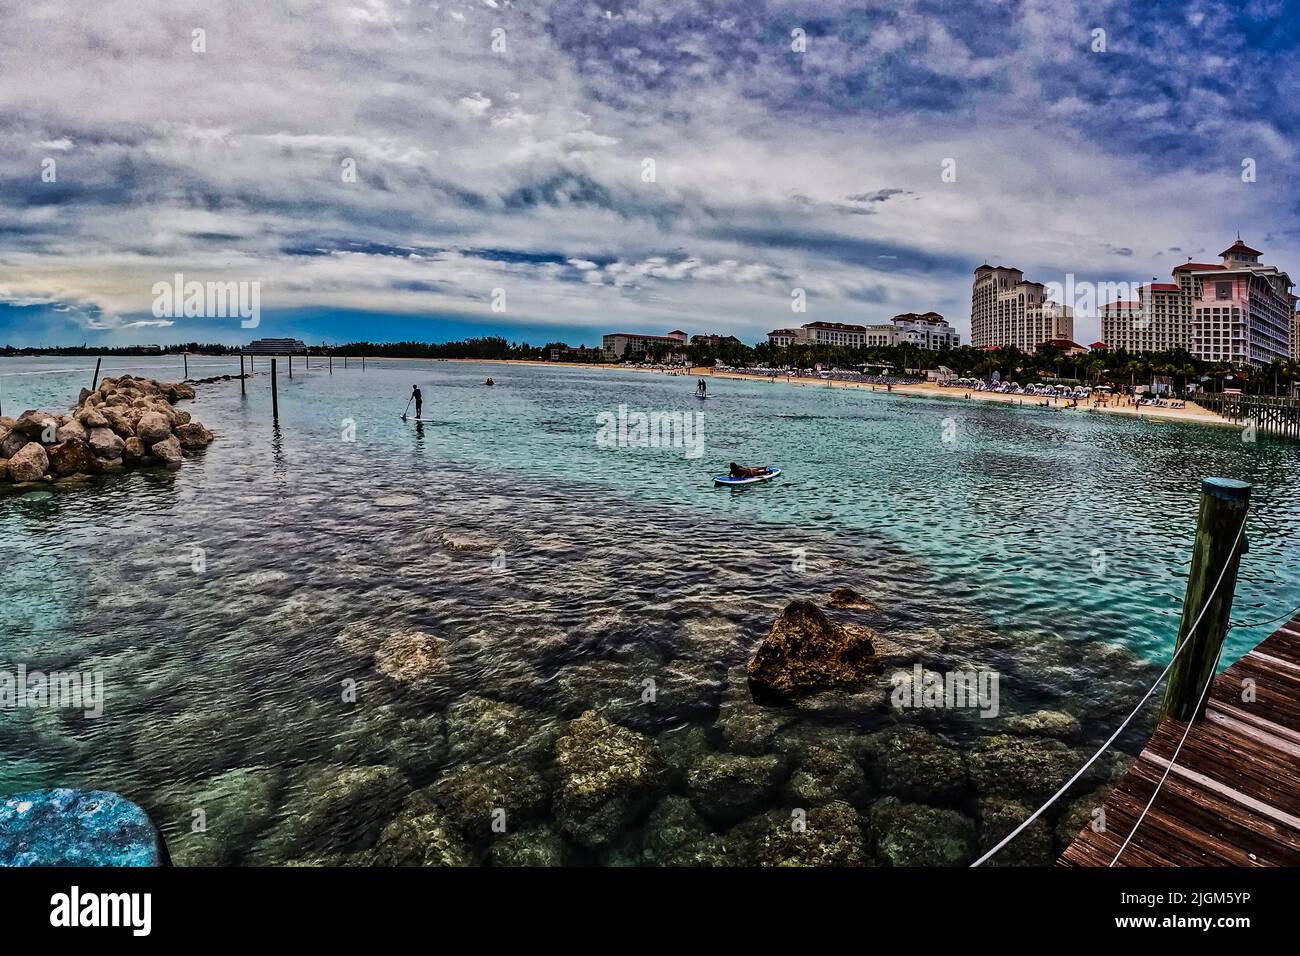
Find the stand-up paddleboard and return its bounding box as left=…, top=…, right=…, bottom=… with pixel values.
left=713, top=467, right=780, bottom=487
left=401, top=415, right=442, bottom=423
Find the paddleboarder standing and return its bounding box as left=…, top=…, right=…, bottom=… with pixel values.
left=411, top=384, right=423, bottom=419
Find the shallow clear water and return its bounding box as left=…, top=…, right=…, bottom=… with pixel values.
left=2, top=356, right=1298, bottom=866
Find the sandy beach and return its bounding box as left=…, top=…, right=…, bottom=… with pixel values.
left=445, top=357, right=1238, bottom=431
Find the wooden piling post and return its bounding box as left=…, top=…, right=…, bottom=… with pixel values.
left=329, top=353, right=333, bottom=373
left=288, top=354, right=293, bottom=379
left=240, top=353, right=246, bottom=395
left=1161, top=477, right=1252, bottom=722
left=271, top=358, right=279, bottom=420
left=362, top=356, right=366, bottom=370
left=183, top=352, right=188, bottom=379
left=92, top=357, right=102, bottom=391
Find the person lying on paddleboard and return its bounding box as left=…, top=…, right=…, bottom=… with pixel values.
left=729, top=462, right=772, bottom=478
left=411, top=385, right=423, bottom=418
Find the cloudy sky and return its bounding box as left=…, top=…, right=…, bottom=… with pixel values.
left=1, top=0, right=1297, bottom=348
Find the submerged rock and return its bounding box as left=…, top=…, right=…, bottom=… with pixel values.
left=686, top=752, right=786, bottom=825
left=554, top=710, right=666, bottom=849
left=1004, top=709, right=1083, bottom=741
left=375, top=630, right=450, bottom=688
left=750, top=800, right=867, bottom=867
left=166, top=767, right=280, bottom=867
left=859, top=725, right=968, bottom=804
left=369, top=792, right=473, bottom=867
left=976, top=796, right=1054, bottom=867
left=826, top=587, right=882, bottom=612
left=430, top=762, right=551, bottom=837
left=868, top=796, right=976, bottom=866
left=747, top=600, right=883, bottom=702
left=247, top=764, right=408, bottom=863
left=785, top=744, right=867, bottom=804
left=446, top=695, right=557, bottom=764
left=967, top=734, right=1080, bottom=803
left=488, top=823, right=567, bottom=867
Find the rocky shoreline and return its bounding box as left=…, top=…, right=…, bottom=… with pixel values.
left=0, top=374, right=213, bottom=486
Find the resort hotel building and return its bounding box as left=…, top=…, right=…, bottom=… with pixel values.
left=601, top=329, right=688, bottom=359
left=970, top=265, right=1074, bottom=351
left=767, top=313, right=960, bottom=350
left=1100, top=239, right=1295, bottom=367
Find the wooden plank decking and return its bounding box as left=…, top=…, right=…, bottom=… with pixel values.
left=1059, top=611, right=1300, bottom=866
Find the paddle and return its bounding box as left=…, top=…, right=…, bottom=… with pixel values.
left=402, top=395, right=413, bottom=420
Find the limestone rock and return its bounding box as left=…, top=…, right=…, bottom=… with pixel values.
left=747, top=600, right=882, bottom=702
left=87, top=426, right=125, bottom=459
left=55, top=419, right=87, bottom=444
left=6, top=442, right=49, bottom=482
left=47, top=438, right=97, bottom=478
left=826, top=586, right=882, bottom=612
left=175, top=421, right=215, bottom=449
left=12, top=409, right=59, bottom=439
left=151, top=435, right=182, bottom=466
left=136, top=410, right=173, bottom=445
left=0, top=429, right=28, bottom=459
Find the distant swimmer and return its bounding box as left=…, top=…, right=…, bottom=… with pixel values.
left=410, top=384, right=423, bottom=419
left=484, top=377, right=495, bottom=386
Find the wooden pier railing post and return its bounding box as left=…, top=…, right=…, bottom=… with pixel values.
left=1161, top=477, right=1252, bottom=722
left=271, top=358, right=279, bottom=420
left=239, top=353, right=246, bottom=395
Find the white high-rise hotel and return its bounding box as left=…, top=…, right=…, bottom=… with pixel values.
left=970, top=265, right=1074, bottom=350
left=1102, top=239, right=1295, bottom=367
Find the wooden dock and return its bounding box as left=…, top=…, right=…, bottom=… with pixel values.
left=1196, top=392, right=1300, bottom=441
left=1060, top=610, right=1300, bottom=866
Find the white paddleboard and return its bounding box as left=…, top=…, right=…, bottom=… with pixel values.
left=713, top=467, right=780, bottom=487
left=401, top=416, right=441, bottom=423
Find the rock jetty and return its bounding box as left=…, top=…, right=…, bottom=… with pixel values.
left=0, top=375, right=213, bottom=485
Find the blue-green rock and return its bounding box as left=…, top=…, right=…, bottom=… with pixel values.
left=0, top=789, right=167, bottom=866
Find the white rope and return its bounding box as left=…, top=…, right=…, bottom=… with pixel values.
left=971, top=508, right=1249, bottom=867
left=1110, top=637, right=1226, bottom=866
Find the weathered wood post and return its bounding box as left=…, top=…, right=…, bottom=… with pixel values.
left=183, top=352, right=188, bottom=379
left=329, top=353, right=333, bottom=373
left=362, top=356, right=366, bottom=370
left=91, top=357, right=102, bottom=391
left=305, top=352, right=309, bottom=370
left=288, top=354, right=293, bottom=379
left=271, top=358, right=279, bottom=420
left=239, top=353, right=246, bottom=395
left=1161, top=477, right=1252, bottom=722
left=344, top=355, right=348, bottom=369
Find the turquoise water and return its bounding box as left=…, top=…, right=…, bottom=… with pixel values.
left=2, top=355, right=1298, bottom=866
